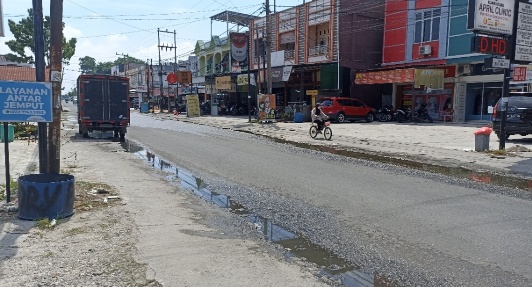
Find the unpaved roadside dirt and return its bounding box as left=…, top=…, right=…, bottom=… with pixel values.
left=0, top=131, right=330, bottom=287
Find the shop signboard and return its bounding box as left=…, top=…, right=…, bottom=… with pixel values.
left=177, top=71, right=192, bottom=84
left=484, top=57, right=511, bottom=68
left=467, top=0, right=515, bottom=35
left=237, top=74, right=256, bottom=86
left=471, top=35, right=510, bottom=55
left=515, top=1, right=532, bottom=61
left=355, top=68, right=415, bottom=84
left=230, top=32, right=248, bottom=73
left=0, top=81, right=52, bottom=122
left=215, top=76, right=232, bottom=90
left=186, top=94, right=201, bottom=117
left=414, top=69, right=444, bottom=89
left=512, top=64, right=532, bottom=81
left=257, top=94, right=276, bottom=120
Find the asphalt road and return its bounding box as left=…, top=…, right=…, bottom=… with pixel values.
left=127, top=112, right=532, bottom=286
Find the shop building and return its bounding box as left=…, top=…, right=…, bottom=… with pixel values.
left=354, top=0, right=530, bottom=122
left=248, top=0, right=384, bottom=107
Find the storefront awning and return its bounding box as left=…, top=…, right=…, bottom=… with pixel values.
left=355, top=68, right=415, bottom=85
left=355, top=68, right=445, bottom=89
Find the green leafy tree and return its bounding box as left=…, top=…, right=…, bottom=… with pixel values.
left=79, top=56, right=146, bottom=75
left=4, top=8, right=77, bottom=66
left=95, top=61, right=114, bottom=74
left=79, top=56, right=96, bottom=74
left=114, top=55, right=146, bottom=65
left=66, top=87, right=77, bottom=99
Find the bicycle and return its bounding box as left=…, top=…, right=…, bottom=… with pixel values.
left=309, top=120, right=332, bottom=140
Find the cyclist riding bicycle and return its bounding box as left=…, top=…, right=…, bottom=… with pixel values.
left=311, top=103, right=328, bottom=131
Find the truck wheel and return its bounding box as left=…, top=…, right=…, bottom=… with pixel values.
left=119, top=132, right=126, bottom=142
left=114, top=130, right=119, bottom=138
left=82, top=132, right=89, bottom=138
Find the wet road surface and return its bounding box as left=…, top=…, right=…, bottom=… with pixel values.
left=127, top=112, right=532, bottom=287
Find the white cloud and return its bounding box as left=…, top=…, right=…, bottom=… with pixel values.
left=63, top=25, right=82, bottom=39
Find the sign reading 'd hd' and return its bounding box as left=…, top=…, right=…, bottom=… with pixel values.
left=471, top=35, right=510, bottom=55
left=0, top=81, right=53, bottom=122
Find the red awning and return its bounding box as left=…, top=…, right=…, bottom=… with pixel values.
left=355, top=68, right=415, bottom=85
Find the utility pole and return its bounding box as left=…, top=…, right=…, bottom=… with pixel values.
left=265, top=0, right=272, bottom=94
left=150, top=59, right=155, bottom=113
left=116, top=52, right=129, bottom=74
left=157, top=28, right=177, bottom=112
left=247, top=31, right=252, bottom=122
left=32, top=0, right=48, bottom=174
left=146, top=58, right=150, bottom=105
left=255, top=28, right=262, bottom=94
left=48, top=0, right=63, bottom=174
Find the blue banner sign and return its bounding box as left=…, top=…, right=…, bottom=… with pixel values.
left=0, top=81, right=53, bottom=122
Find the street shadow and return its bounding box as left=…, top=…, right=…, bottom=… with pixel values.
left=508, top=158, right=532, bottom=180
left=0, top=215, right=34, bottom=276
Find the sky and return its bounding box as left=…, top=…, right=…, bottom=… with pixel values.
left=0, top=0, right=303, bottom=92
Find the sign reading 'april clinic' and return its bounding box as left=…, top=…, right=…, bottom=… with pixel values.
left=0, top=81, right=53, bottom=122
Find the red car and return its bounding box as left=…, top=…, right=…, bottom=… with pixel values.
left=318, top=97, right=376, bottom=123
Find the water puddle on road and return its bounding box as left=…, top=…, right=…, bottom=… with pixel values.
left=121, top=141, right=398, bottom=287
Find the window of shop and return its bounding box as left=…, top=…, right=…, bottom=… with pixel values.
left=414, top=8, right=441, bottom=43
left=466, top=82, right=502, bottom=121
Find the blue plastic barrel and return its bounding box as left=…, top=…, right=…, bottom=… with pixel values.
left=294, top=112, right=304, bottom=123
left=140, top=102, right=149, bottom=113
left=17, top=174, right=75, bottom=220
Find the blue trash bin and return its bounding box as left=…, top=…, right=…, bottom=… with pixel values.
left=18, top=174, right=75, bottom=220
left=140, top=102, right=149, bottom=113
left=294, top=112, right=304, bottom=123
left=0, top=124, right=14, bottom=142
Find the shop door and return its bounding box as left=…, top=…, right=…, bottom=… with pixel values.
left=466, top=82, right=502, bottom=121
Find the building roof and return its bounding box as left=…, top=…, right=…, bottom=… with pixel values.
left=0, top=65, right=50, bottom=81
left=210, top=10, right=258, bottom=27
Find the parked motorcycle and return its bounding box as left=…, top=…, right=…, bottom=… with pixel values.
left=415, top=102, right=433, bottom=123
left=200, top=101, right=211, bottom=115
left=230, top=102, right=248, bottom=116
left=395, top=106, right=412, bottom=123
left=377, top=105, right=396, bottom=122
left=396, top=103, right=433, bottom=123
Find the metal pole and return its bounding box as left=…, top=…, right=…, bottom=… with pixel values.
left=174, top=30, right=178, bottom=111
left=248, top=32, right=252, bottom=122
left=151, top=59, right=155, bottom=113
left=499, top=67, right=510, bottom=150
left=500, top=0, right=520, bottom=150
left=48, top=0, right=63, bottom=174
left=3, top=123, right=10, bottom=203
left=32, top=0, right=48, bottom=173
left=336, top=0, right=340, bottom=90
left=266, top=0, right=272, bottom=94
left=256, top=28, right=262, bottom=94
left=146, top=59, right=150, bottom=108
left=158, top=28, right=163, bottom=113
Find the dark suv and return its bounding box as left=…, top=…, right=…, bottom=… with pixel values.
left=492, top=94, right=532, bottom=140
left=318, top=97, right=376, bottom=123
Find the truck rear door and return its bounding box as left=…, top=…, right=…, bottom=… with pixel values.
left=80, top=77, right=106, bottom=121
left=108, top=78, right=129, bottom=122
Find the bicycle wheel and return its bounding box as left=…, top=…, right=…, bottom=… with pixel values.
left=309, top=125, right=318, bottom=138
left=323, top=127, right=332, bottom=140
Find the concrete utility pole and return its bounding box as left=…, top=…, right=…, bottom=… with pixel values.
left=48, top=0, right=63, bottom=173
left=116, top=52, right=129, bottom=73
left=157, top=28, right=177, bottom=112
left=32, top=0, right=48, bottom=174
left=265, top=0, right=272, bottom=94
